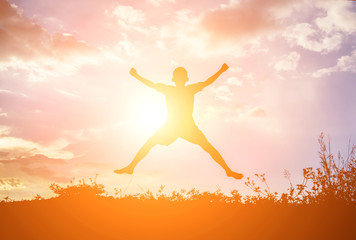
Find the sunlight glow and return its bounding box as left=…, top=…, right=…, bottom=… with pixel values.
left=137, top=101, right=167, bottom=129
left=126, top=94, right=167, bottom=136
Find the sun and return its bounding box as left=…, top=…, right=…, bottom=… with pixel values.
left=137, top=101, right=167, bottom=129
left=126, top=93, right=167, bottom=135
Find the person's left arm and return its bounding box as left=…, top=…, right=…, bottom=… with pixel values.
left=200, top=63, right=229, bottom=89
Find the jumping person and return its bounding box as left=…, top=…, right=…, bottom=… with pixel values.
left=114, top=64, right=243, bottom=180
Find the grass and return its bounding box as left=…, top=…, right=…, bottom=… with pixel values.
left=1, top=133, right=355, bottom=239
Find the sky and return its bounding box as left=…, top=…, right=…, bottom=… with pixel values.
left=0, top=0, right=356, bottom=200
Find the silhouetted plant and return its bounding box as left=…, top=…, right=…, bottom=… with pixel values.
left=170, top=189, right=186, bottom=202
left=281, top=133, right=356, bottom=204
left=244, top=173, right=278, bottom=204
left=228, top=189, right=243, bottom=204
left=49, top=174, right=106, bottom=198
left=33, top=194, right=44, bottom=201
left=184, top=188, right=227, bottom=203
left=39, top=133, right=355, bottom=205
left=252, top=133, right=356, bottom=205
left=114, top=187, right=123, bottom=199
left=280, top=169, right=310, bottom=204
left=1, top=196, right=12, bottom=203
left=111, top=186, right=242, bottom=203
left=303, top=133, right=356, bottom=203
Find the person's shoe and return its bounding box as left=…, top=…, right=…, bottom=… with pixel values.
left=226, top=170, right=243, bottom=180
left=114, top=166, right=134, bottom=174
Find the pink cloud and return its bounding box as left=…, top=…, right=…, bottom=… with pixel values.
left=20, top=166, right=70, bottom=182
left=313, top=50, right=356, bottom=78
left=0, top=154, right=102, bottom=183
left=200, top=0, right=299, bottom=41
left=0, top=177, right=25, bottom=190
left=274, top=52, right=300, bottom=72
left=0, top=0, right=97, bottom=79
left=0, top=154, right=67, bottom=165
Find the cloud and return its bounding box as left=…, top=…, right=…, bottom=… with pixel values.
left=212, top=85, right=233, bottom=101
left=0, top=0, right=98, bottom=81
left=0, top=136, right=73, bottom=160
left=247, top=107, right=266, bottom=118
left=0, top=154, right=67, bottom=166
left=283, top=0, right=356, bottom=54
left=106, top=5, right=147, bottom=33
left=146, top=0, right=175, bottom=7
left=283, top=23, right=344, bottom=54
left=274, top=52, right=300, bottom=71
left=203, top=106, right=229, bottom=121
left=313, top=49, right=356, bottom=78
left=0, top=125, right=11, bottom=136
left=315, top=0, right=356, bottom=34
left=204, top=104, right=266, bottom=122
left=200, top=0, right=300, bottom=41
left=227, top=77, right=243, bottom=87
left=0, top=108, right=8, bottom=117
left=20, top=166, right=70, bottom=182
left=0, top=177, right=25, bottom=190
left=0, top=88, right=27, bottom=97
left=226, top=105, right=266, bottom=121
left=0, top=153, right=109, bottom=184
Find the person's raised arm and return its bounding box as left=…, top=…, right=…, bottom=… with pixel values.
left=200, top=63, right=229, bottom=88
left=129, top=68, right=156, bottom=89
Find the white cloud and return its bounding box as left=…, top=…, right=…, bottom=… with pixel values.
left=225, top=105, right=266, bottom=122
left=211, top=85, right=233, bottom=101
left=114, top=39, right=140, bottom=57
left=0, top=89, right=27, bottom=97
left=0, top=126, right=12, bottom=136
left=209, top=75, right=244, bottom=103
left=228, top=66, right=243, bottom=73
left=55, top=88, right=81, bottom=99
left=227, top=77, right=243, bottom=87
left=109, top=5, right=147, bottom=33
left=283, top=0, right=356, bottom=54
left=203, top=106, right=229, bottom=121
left=283, top=23, right=344, bottom=54
left=0, top=178, right=26, bottom=190
left=156, top=40, right=166, bottom=50
left=0, top=136, right=73, bottom=160
left=0, top=53, right=97, bottom=82
left=146, top=0, right=175, bottom=7
left=0, top=108, right=8, bottom=117
left=315, top=0, right=356, bottom=34
left=204, top=104, right=266, bottom=122
left=313, top=49, right=356, bottom=78
left=274, top=52, right=300, bottom=71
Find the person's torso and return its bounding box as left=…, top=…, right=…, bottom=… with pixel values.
left=164, top=86, right=196, bottom=125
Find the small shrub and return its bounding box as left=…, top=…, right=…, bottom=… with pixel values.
left=282, top=133, right=356, bottom=204
left=245, top=133, right=356, bottom=205
left=49, top=174, right=106, bottom=198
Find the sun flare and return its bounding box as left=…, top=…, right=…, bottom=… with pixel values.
left=126, top=94, right=167, bottom=135
left=137, top=102, right=167, bottom=129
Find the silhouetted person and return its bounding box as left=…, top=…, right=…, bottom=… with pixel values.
left=114, top=64, right=243, bottom=179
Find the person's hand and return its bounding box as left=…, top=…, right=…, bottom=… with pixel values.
left=130, top=68, right=137, bottom=76
left=220, top=63, right=229, bottom=72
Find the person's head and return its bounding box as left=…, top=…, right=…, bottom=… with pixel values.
left=172, top=67, right=188, bottom=86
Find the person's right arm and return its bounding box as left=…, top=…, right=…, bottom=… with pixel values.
left=129, top=68, right=156, bottom=89
left=188, top=63, right=229, bottom=93
left=200, top=63, right=229, bottom=88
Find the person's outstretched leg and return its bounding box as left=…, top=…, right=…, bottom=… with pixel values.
left=182, top=126, right=243, bottom=179
left=114, top=140, right=157, bottom=174
left=200, top=140, right=243, bottom=179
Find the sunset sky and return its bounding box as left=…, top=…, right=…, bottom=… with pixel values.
left=1, top=0, right=356, bottom=200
